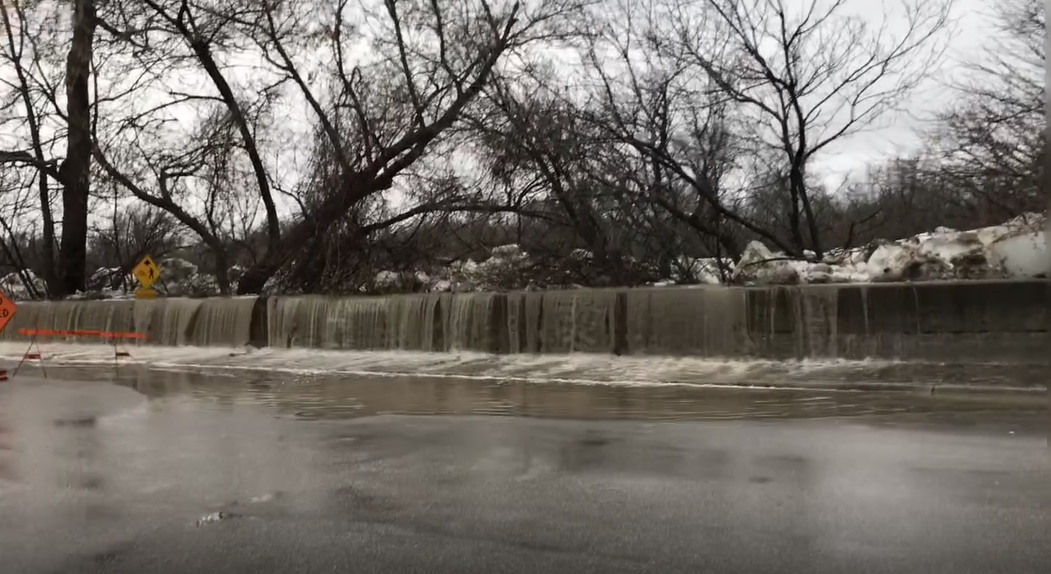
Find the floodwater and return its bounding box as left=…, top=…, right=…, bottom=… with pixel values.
left=0, top=365, right=1048, bottom=574
left=6, top=363, right=1047, bottom=425
left=1, top=343, right=1046, bottom=393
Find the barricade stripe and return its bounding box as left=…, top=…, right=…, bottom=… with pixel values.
left=17, top=328, right=147, bottom=340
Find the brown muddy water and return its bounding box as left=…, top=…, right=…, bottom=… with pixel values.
left=7, top=363, right=1044, bottom=429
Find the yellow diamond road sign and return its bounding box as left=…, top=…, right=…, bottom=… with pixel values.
left=132, top=255, right=161, bottom=289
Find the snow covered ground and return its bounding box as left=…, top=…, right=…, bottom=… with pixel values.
left=732, top=212, right=1048, bottom=285
left=0, top=212, right=1046, bottom=300
left=381, top=211, right=1049, bottom=289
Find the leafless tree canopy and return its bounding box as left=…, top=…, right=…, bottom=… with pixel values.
left=0, top=0, right=1041, bottom=296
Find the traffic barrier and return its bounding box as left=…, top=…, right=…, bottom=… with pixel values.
left=17, top=329, right=147, bottom=340
left=6, top=328, right=148, bottom=380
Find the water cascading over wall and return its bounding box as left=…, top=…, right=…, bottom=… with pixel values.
left=0, top=280, right=1044, bottom=364
left=182, top=297, right=258, bottom=347
left=510, top=290, right=620, bottom=354
left=267, top=290, right=623, bottom=354
left=268, top=293, right=498, bottom=352
left=0, top=299, right=136, bottom=343
left=623, top=287, right=750, bottom=356
left=0, top=297, right=258, bottom=347
left=268, top=295, right=390, bottom=350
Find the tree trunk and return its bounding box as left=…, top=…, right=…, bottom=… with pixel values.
left=38, top=174, right=57, bottom=296
left=236, top=175, right=389, bottom=294
left=56, top=0, right=97, bottom=297
left=212, top=249, right=232, bottom=295
left=790, top=166, right=822, bottom=258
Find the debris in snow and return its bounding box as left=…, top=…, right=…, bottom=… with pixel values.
left=195, top=511, right=240, bottom=526
left=2, top=213, right=1046, bottom=299
left=737, top=212, right=1047, bottom=285
left=0, top=270, right=46, bottom=300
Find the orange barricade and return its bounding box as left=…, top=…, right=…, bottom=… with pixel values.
left=18, top=329, right=147, bottom=340
left=10, top=328, right=147, bottom=380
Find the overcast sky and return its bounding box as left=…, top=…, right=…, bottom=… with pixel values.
left=811, top=0, right=1000, bottom=187
left=0, top=0, right=1015, bottom=212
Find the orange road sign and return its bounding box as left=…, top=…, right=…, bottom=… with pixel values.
left=0, top=290, right=16, bottom=335
left=132, top=255, right=161, bottom=289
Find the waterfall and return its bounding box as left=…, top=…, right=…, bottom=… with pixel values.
left=0, top=300, right=135, bottom=343
left=2, top=281, right=1040, bottom=363
left=187, top=297, right=257, bottom=347
left=268, top=296, right=329, bottom=349
left=792, top=285, right=839, bottom=358
left=1, top=297, right=257, bottom=347
left=135, top=298, right=202, bottom=345
left=624, top=287, right=749, bottom=357
left=444, top=293, right=492, bottom=352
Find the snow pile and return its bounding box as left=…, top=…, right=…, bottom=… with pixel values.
left=370, top=269, right=435, bottom=293
left=158, top=257, right=221, bottom=296
left=88, top=266, right=125, bottom=290
left=733, top=212, right=1047, bottom=285
left=0, top=213, right=1045, bottom=299
left=0, top=270, right=46, bottom=300
left=446, top=244, right=533, bottom=291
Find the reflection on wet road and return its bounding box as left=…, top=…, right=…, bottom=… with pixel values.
left=22, top=364, right=1051, bottom=424
left=0, top=367, right=1048, bottom=573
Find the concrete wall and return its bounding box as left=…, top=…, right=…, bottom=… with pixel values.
left=742, top=280, right=1048, bottom=363
left=2, top=280, right=1047, bottom=365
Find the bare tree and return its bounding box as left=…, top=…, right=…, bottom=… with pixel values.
left=932, top=0, right=1044, bottom=219
left=85, top=0, right=585, bottom=294
left=668, top=0, right=953, bottom=257
left=231, top=0, right=586, bottom=293
left=468, top=73, right=645, bottom=284
left=0, top=165, right=44, bottom=299
left=90, top=98, right=275, bottom=294
left=87, top=203, right=182, bottom=291
left=581, top=0, right=777, bottom=273
left=0, top=0, right=99, bottom=296
left=0, top=0, right=59, bottom=295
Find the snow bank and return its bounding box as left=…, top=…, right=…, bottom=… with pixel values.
left=0, top=213, right=1045, bottom=300
left=422, top=211, right=1044, bottom=290
left=0, top=270, right=45, bottom=300
left=732, top=212, right=1047, bottom=285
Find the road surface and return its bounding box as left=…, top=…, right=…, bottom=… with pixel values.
left=1, top=367, right=1048, bottom=573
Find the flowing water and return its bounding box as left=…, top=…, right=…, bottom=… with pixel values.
left=0, top=297, right=258, bottom=347
left=2, top=342, right=1047, bottom=392
left=7, top=364, right=1045, bottom=425
left=1, top=283, right=1045, bottom=366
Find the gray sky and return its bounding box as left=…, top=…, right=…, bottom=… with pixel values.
left=812, top=0, right=999, bottom=187
left=0, top=0, right=1014, bottom=217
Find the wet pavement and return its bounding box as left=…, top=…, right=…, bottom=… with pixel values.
left=0, top=366, right=1049, bottom=573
